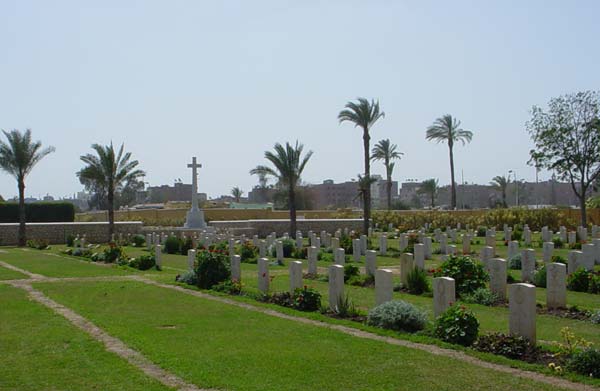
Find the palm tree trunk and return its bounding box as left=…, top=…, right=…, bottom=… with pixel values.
left=18, top=177, right=26, bottom=247
left=431, top=192, right=435, bottom=209
left=108, top=187, right=115, bottom=241
left=580, top=182, right=587, bottom=227
left=289, top=185, right=297, bottom=239
left=448, top=144, right=456, bottom=210
left=363, top=128, right=371, bottom=233
left=386, top=172, right=392, bottom=210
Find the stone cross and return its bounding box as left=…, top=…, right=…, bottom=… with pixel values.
left=184, top=157, right=207, bottom=228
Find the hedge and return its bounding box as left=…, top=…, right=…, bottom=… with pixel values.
left=0, top=202, right=75, bottom=223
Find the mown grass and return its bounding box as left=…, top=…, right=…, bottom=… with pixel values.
left=0, top=284, right=169, bottom=391
left=36, top=280, right=565, bottom=391
left=0, top=264, right=27, bottom=280
left=0, top=247, right=134, bottom=277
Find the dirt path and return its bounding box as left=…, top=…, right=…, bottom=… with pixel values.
left=6, top=279, right=213, bottom=391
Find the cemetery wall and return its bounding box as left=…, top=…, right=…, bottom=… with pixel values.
left=76, top=208, right=358, bottom=224
left=0, top=222, right=143, bottom=245
left=210, top=219, right=364, bottom=236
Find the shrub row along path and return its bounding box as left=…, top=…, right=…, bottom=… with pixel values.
left=0, top=259, right=594, bottom=391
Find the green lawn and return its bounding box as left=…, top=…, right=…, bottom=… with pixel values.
left=0, top=248, right=137, bottom=277
left=36, top=280, right=564, bottom=391
left=0, top=264, right=27, bottom=280
left=0, top=284, right=169, bottom=391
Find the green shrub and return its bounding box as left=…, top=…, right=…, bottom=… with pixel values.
left=66, top=234, right=75, bottom=247
left=433, top=256, right=488, bottom=296
left=476, top=226, right=487, bottom=237
left=552, top=237, right=564, bottom=249
left=551, top=255, right=567, bottom=264
left=508, top=254, right=521, bottom=270
left=318, top=251, right=334, bottom=262
left=533, top=265, right=547, bottom=288
left=344, top=264, right=360, bottom=282
left=473, top=333, right=539, bottom=361
left=102, top=244, right=125, bottom=263
left=406, top=267, right=430, bottom=294
left=292, top=246, right=307, bottom=259
left=461, top=288, right=501, bottom=306
left=434, top=304, right=479, bottom=346
left=180, top=237, right=194, bottom=254
left=128, top=255, right=156, bottom=271
left=131, top=234, right=145, bottom=247
left=26, top=239, right=49, bottom=250
left=367, top=300, right=428, bottom=332
left=332, top=294, right=359, bottom=318
left=212, top=279, right=243, bottom=295
left=567, top=348, right=600, bottom=378
left=164, top=236, right=181, bottom=254
left=347, top=274, right=374, bottom=287
left=292, top=286, right=321, bottom=311
left=240, top=242, right=258, bottom=262
left=567, top=269, right=592, bottom=292
left=281, top=239, right=295, bottom=257
left=195, top=249, right=231, bottom=289
left=176, top=270, right=198, bottom=285
left=511, top=230, right=522, bottom=242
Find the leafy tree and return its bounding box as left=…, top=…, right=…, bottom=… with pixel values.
left=338, top=98, right=385, bottom=233
left=77, top=143, right=145, bottom=237
left=426, top=115, right=473, bottom=210
left=418, top=178, right=438, bottom=208
left=490, top=175, right=509, bottom=208
left=527, top=91, right=600, bottom=226
left=231, top=186, right=244, bottom=203
left=250, top=141, right=312, bottom=238
left=371, top=139, right=403, bottom=210
left=0, top=129, right=55, bottom=246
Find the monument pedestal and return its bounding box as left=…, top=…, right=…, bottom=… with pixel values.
left=184, top=206, right=207, bottom=229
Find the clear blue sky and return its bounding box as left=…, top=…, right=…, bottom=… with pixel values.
left=1, top=0, right=599, bottom=200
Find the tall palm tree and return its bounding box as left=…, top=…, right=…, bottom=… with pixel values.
left=77, top=143, right=144, bottom=238
left=418, top=178, right=438, bottom=208
left=231, top=186, right=244, bottom=203
left=355, top=174, right=378, bottom=208
left=490, top=175, right=509, bottom=208
left=426, top=114, right=473, bottom=210
left=338, top=98, right=385, bottom=233
left=250, top=141, right=312, bottom=238
left=371, top=139, right=403, bottom=210
left=0, top=129, right=55, bottom=246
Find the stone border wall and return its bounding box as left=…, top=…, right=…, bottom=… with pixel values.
left=0, top=222, right=143, bottom=245
left=210, top=219, right=364, bottom=237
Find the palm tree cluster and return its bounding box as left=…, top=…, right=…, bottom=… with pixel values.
left=250, top=142, right=313, bottom=237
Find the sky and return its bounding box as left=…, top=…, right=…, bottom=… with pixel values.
left=1, top=0, right=599, bottom=200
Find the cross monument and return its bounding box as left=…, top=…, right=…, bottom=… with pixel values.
left=184, top=157, right=207, bottom=229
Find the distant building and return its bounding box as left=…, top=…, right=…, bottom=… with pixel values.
left=309, top=180, right=360, bottom=210
left=145, top=182, right=207, bottom=204
left=370, top=175, right=399, bottom=208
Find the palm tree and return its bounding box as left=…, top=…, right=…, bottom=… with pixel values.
left=426, top=114, right=473, bottom=210
left=338, top=98, right=385, bottom=233
left=231, top=186, right=244, bottom=203
left=418, top=178, right=438, bottom=208
left=0, top=129, right=55, bottom=246
left=355, top=174, right=377, bottom=208
left=77, top=143, right=144, bottom=238
left=490, top=175, right=509, bottom=208
left=250, top=141, right=312, bottom=238
left=371, top=139, right=403, bottom=210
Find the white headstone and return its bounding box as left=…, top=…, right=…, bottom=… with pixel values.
left=187, top=249, right=196, bottom=271
left=328, top=265, right=345, bottom=310
left=365, top=250, right=377, bottom=276
left=521, top=249, right=536, bottom=282
left=307, top=246, right=318, bottom=275
left=375, top=269, right=393, bottom=306
left=289, top=261, right=303, bottom=293
left=509, top=283, right=536, bottom=343
left=433, top=277, right=455, bottom=317
left=334, top=248, right=345, bottom=266
left=258, top=258, right=269, bottom=293
left=400, top=253, right=414, bottom=286
left=546, top=262, right=566, bottom=309
left=489, top=258, right=507, bottom=300
left=413, top=244, right=425, bottom=270
left=231, top=255, right=241, bottom=281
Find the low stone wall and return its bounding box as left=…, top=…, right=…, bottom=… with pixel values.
left=210, top=219, right=364, bottom=237
left=0, top=222, right=143, bottom=245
